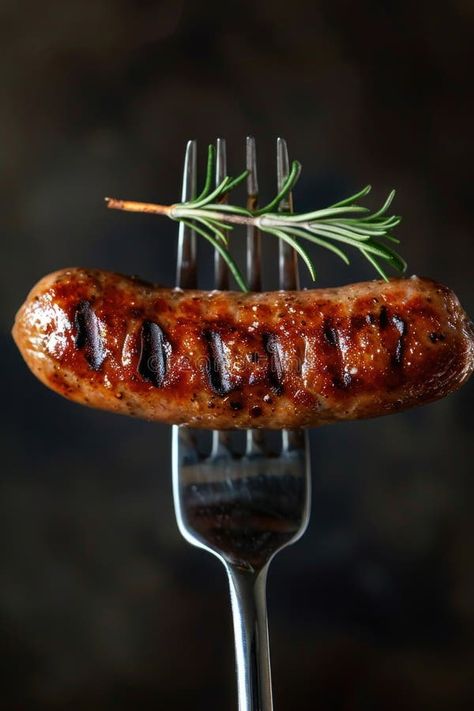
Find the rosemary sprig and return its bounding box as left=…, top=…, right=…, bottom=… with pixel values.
left=106, top=145, right=406, bottom=292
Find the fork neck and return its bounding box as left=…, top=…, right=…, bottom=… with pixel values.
left=226, top=564, right=273, bottom=711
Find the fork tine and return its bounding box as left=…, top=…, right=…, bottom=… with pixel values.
left=277, top=137, right=299, bottom=291
left=212, top=138, right=231, bottom=457
left=245, top=136, right=265, bottom=456
left=277, top=138, right=307, bottom=453
left=246, top=136, right=262, bottom=292
left=176, top=140, right=197, bottom=289
left=174, top=140, right=199, bottom=465
left=214, top=137, right=230, bottom=291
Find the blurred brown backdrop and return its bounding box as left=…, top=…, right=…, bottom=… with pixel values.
left=1, top=1, right=474, bottom=709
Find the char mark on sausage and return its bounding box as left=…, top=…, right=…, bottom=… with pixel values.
left=74, top=300, right=105, bottom=371
left=203, top=330, right=234, bottom=396
left=138, top=320, right=168, bottom=387
left=263, top=333, right=284, bottom=395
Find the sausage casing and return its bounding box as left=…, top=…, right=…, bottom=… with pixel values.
left=12, top=268, right=474, bottom=428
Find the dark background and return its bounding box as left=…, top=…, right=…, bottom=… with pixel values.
left=1, top=1, right=474, bottom=709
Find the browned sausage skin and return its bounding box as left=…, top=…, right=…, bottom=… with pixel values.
left=12, top=268, right=474, bottom=429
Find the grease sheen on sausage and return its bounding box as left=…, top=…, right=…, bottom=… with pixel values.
left=12, top=268, right=474, bottom=429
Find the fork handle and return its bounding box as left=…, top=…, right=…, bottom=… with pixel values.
left=226, top=565, right=273, bottom=711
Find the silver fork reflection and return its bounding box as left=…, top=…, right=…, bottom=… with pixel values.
left=172, top=138, right=311, bottom=711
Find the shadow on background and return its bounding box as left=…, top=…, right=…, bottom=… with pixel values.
left=1, top=1, right=473, bottom=709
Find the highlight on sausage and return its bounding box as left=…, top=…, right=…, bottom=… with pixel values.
left=12, top=268, right=474, bottom=429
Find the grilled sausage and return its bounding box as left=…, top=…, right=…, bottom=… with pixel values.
left=12, top=268, right=474, bottom=429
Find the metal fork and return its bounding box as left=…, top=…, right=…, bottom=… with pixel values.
left=172, top=138, right=311, bottom=711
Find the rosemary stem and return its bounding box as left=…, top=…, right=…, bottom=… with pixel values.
left=105, top=199, right=321, bottom=234
left=171, top=206, right=256, bottom=226
left=105, top=198, right=172, bottom=216
left=171, top=208, right=298, bottom=230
